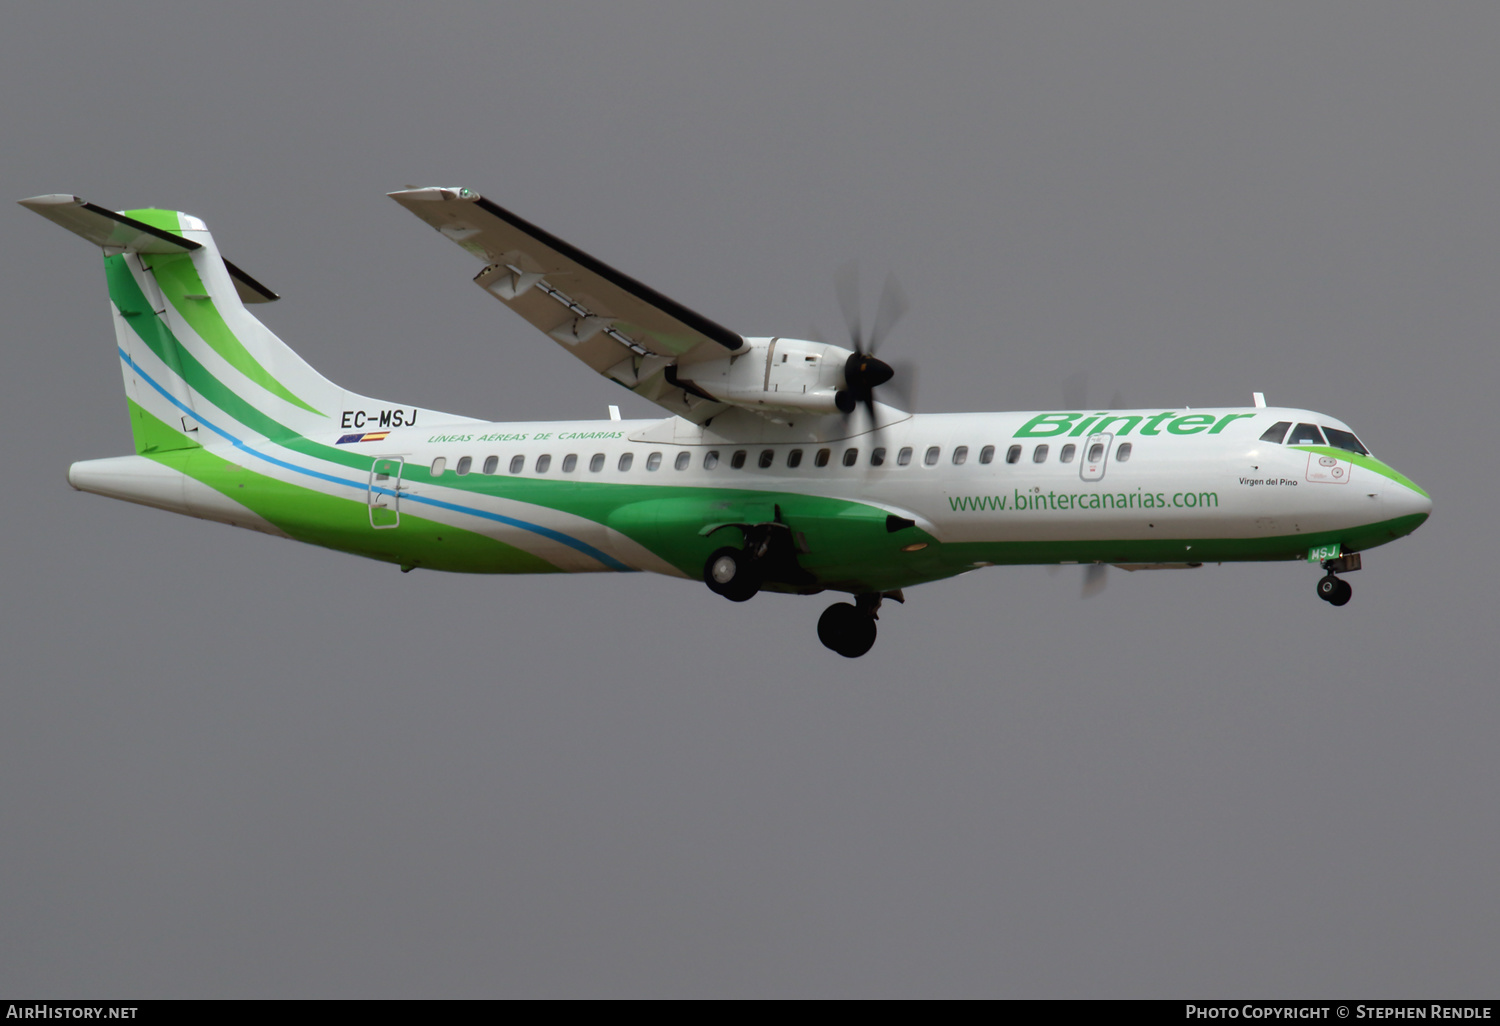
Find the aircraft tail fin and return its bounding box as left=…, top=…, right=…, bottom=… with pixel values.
left=20, top=194, right=439, bottom=456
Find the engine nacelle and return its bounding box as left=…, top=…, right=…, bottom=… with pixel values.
left=675, top=337, right=852, bottom=415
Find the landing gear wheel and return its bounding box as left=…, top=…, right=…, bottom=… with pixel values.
left=1317, top=574, right=1352, bottom=606
left=704, top=547, right=761, bottom=602
left=817, top=602, right=878, bottom=658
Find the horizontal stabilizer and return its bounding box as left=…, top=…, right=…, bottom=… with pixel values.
left=20, top=194, right=200, bottom=254
left=20, top=194, right=277, bottom=303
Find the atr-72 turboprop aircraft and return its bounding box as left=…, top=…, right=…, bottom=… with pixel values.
left=23, top=188, right=1431, bottom=657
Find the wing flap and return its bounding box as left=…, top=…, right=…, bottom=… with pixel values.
left=389, top=187, right=742, bottom=420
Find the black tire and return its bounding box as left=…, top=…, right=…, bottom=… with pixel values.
left=1317, top=575, right=1340, bottom=602
left=704, top=546, right=760, bottom=602
left=817, top=602, right=878, bottom=658
left=1329, top=579, right=1352, bottom=607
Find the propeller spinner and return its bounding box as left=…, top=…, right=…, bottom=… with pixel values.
left=832, top=263, right=913, bottom=420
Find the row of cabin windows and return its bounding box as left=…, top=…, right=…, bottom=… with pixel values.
left=1002, top=441, right=1132, bottom=465
left=1258, top=421, right=1369, bottom=455
left=431, top=441, right=1135, bottom=477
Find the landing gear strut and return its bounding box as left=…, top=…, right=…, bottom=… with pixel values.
left=1316, top=552, right=1361, bottom=607
left=817, top=591, right=902, bottom=658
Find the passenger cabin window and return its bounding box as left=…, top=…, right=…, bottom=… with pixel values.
left=953, top=446, right=968, bottom=465
left=787, top=449, right=803, bottom=468
left=704, top=450, right=720, bottom=469
left=1060, top=443, right=1076, bottom=463
left=1006, top=445, right=1022, bottom=464
left=455, top=456, right=471, bottom=476
left=871, top=447, right=886, bottom=466
left=979, top=445, right=995, bottom=465
left=674, top=451, right=690, bottom=471
left=509, top=455, right=525, bottom=474
left=1289, top=423, right=1326, bottom=445
left=535, top=454, right=551, bottom=473
left=1087, top=443, right=1104, bottom=463
left=431, top=457, right=447, bottom=476
left=1033, top=444, right=1049, bottom=463
left=1323, top=427, right=1369, bottom=455
left=898, top=447, right=913, bottom=466
left=589, top=453, right=605, bottom=473
left=843, top=448, right=859, bottom=467
left=759, top=449, right=774, bottom=469
left=561, top=454, right=578, bottom=473
left=815, top=448, right=831, bottom=467
left=1260, top=421, right=1292, bottom=444
left=646, top=452, right=663, bottom=471
left=1116, top=442, right=1132, bottom=462
left=924, top=446, right=940, bottom=466
left=619, top=452, right=634, bottom=471
left=731, top=450, right=747, bottom=469
left=483, top=455, right=499, bottom=475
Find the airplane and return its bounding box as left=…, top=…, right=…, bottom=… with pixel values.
left=21, top=188, right=1432, bottom=657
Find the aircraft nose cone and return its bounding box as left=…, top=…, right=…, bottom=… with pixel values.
left=1385, top=475, right=1432, bottom=526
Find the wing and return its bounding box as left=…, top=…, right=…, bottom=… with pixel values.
left=389, top=187, right=742, bottom=421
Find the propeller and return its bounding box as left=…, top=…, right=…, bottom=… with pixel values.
left=832, top=262, right=913, bottom=422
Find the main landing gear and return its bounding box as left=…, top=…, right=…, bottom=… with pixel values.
left=704, top=546, right=761, bottom=603
left=701, top=542, right=901, bottom=658
left=1316, top=552, right=1362, bottom=607
left=700, top=511, right=906, bottom=657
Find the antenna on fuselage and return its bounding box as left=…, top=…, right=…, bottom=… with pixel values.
left=1253, top=392, right=1267, bottom=408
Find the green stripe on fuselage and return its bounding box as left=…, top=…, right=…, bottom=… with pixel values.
left=142, top=441, right=561, bottom=574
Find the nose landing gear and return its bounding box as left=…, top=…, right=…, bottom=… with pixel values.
left=1316, top=573, right=1352, bottom=606
left=817, top=602, right=876, bottom=658
left=1316, top=552, right=1361, bottom=607
left=817, top=591, right=902, bottom=658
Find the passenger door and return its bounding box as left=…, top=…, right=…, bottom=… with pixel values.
left=368, top=456, right=406, bottom=529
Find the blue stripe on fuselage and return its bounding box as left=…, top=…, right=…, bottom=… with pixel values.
left=118, top=346, right=635, bottom=572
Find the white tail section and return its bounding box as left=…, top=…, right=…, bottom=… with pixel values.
left=22, top=195, right=477, bottom=453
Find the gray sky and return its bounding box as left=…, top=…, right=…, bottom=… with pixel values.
left=2, top=1, right=1495, bottom=998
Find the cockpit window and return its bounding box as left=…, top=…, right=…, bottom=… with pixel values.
left=1288, top=423, right=1326, bottom=445
left=1259, top=421, right=1291, bottom=444
left=1322, top=427, right=1369, bottom=456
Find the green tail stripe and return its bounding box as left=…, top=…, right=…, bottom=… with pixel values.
left=126, top=397, right=201, bottom=455
left=119, top=208, right=184, bottom=234
left=143, top=253, right=323, bottom=415
left=106, top=254, right=364, bottom=472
